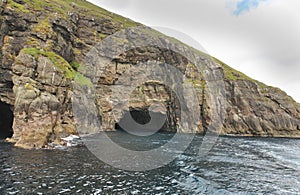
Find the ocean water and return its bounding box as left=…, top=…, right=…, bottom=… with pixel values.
left=1, top=132, right=300, bottom=194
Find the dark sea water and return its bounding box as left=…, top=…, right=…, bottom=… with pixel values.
left=1, top=132, right=300, bottom=194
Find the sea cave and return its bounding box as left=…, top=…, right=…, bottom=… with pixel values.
left=115, top=107, right=178, bottom=134
left=0, top=101, right=14, bottom=139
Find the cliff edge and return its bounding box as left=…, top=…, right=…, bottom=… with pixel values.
left=1, top=0, right=300, bottom=149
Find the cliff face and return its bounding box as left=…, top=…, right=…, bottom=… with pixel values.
left=1, top=0, right=300, bottom=149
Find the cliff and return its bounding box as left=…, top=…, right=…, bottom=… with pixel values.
left=1, top=0, right=300, bottom=149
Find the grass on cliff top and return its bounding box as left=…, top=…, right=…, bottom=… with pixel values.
left=6, top=0, right=137, bottom=28
left=22, top=48, right=92, bottom=86
left=213, top=57, right=267, bottom=85
left=210, top=57, right=298, bottom=102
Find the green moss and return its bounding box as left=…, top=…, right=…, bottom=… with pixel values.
left=74, top=73, right=93, bottom=87
left=93, top=31, right=108, bottom=42
left=99, top=33, right=107, bottom=39
left=47, top=52, right=75, bottom=78
left=22, top=48, right=74, bottom=78
left=22, top=48, right=92, bottom=86
left=19, top=0, right=138, bottom=27
left=5, top=0, right=138, bottom=29
left=6, top=0, right=30, bottom=13
left=22, top=48, right=42, bottom=57
left=26, top=37, right=41, bottom=48
left=22, top=0, right=49, bottom=11
left=111, top=15, right=137, bottom=28
left=33, top=18, right=52, bottom=34
left=213, top=57, right=252, bottom=81
left=212, top=57, right=278, bottom=92
left=71, top=61, right=81, bottom=70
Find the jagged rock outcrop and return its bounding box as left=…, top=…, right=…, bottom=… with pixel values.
left=1, top=0, right=300, bottom=149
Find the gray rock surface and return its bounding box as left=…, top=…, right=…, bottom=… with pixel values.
left=0, top=0, right=300, bottom=148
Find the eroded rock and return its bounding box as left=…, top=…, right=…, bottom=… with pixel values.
left=0, top=0, right=300, bottom=149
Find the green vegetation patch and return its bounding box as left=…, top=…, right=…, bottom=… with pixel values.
left=22, top=48, right=92, bottom=86
left=14, top=0, right=138, bottom=28
left=6, top=0, right=30, bottom=13
left=33, top=18, right=52, bottom=34
left=71, top=61, right=81, bottom=70
left=211, top=57, right=290, bottom=99
left=5, top=0, right=138, bottom=30
left=213, top=57, right=256, bottom=82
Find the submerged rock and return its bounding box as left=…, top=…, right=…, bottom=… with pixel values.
left=0, top=0, right=300, bottom=149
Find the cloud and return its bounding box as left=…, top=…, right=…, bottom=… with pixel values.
left=233, top=0, right=268, bottom=15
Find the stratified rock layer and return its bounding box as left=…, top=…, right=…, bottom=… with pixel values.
left=0, top=0, right=300, bottom=148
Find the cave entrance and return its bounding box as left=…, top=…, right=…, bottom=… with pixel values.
left=114, top=82, right=181, bottom=133
left=115, top=108, right=168, bottom=133
left=0, top=101, right=14, bottom=139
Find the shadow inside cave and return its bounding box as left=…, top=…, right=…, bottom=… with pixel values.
left=115, top=108, right=169, bottom=134
left=0, top=101, right=14, bottom=139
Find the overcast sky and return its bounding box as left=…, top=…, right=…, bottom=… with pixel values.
left=88, top=0, right=300, bottom=102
